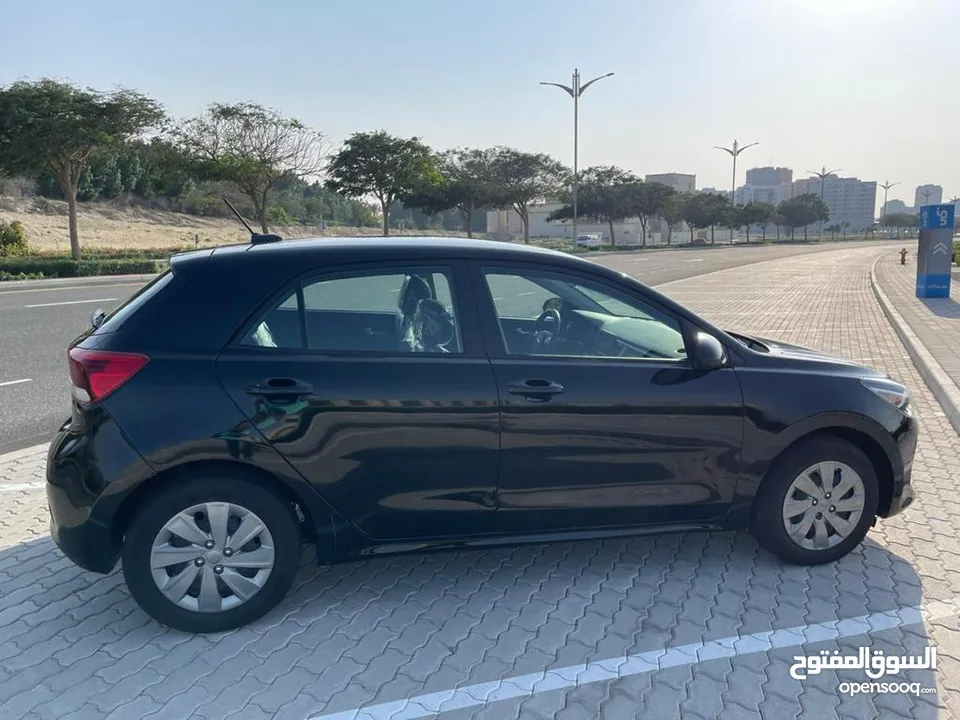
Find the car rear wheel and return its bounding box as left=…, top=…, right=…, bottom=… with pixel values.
left=751, top=437, right=879, bottom=565
left=122, top=475, right=301, bottom=633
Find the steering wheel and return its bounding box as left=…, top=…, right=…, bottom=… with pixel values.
left=534, top=308, right=562, bottom=348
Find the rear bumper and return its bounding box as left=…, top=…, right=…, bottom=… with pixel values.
left=46, top=410, right=153, bottom=574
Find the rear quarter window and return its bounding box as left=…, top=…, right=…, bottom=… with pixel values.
left=94, top=270, right=174, bottom=334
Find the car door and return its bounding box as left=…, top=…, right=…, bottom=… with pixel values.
left=216, top=259, right=500, bottom=542
left=471, top=261, right=745, bottom=534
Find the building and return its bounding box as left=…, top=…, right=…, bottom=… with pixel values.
left=745, top=167, right=793, bottom=186
left=791, top=175, right=878, bottom=230
left=882, top=199, right=911, bottom=216
left=735, top=167, right=794, bottom=207
left=645, top=173, right=696, bottom=193
left=915, top=184, right=943, bottom=208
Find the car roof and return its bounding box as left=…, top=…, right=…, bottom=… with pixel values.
left=173, top=235, right=572, bottom=265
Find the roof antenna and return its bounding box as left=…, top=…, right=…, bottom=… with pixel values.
left=222, top=198, right=283, bottom=245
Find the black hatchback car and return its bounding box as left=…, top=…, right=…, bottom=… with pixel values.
left=47, top=237, right=917, bottom=633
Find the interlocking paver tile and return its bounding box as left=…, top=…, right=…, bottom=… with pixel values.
left=2, top=245, right=960, bottom=718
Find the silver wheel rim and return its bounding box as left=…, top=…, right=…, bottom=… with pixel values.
left=782, top=461, right=865, bottom=551
left=150, top=502, right=275, bottom=613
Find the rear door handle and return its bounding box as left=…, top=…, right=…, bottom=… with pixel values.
left=507, top=379, right=565, bottom=401
left=243, top=378, right=314, bottom=398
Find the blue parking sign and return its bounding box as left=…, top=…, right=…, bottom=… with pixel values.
left=919, top=204, right=955, bottom=230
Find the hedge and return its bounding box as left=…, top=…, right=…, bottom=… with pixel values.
left=0, top=256, right=165, bottom=279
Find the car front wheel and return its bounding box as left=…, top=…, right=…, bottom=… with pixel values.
left=751, top=436, right=879, bottom=565
left=122, top=474, right=301, bottom=633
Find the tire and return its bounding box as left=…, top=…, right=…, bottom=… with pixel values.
left=751, top=436, right=879, bottom=565
left=122, top=474, right=301, bottom=633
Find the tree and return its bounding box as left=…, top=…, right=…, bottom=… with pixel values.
left=738, top=201, right=776, bottom=243
left=325, top=131, right=437, bottom=236
left=777, top=193, right=830, bottom=241
left=824, top=223, right=842, bottom=240
left=660, top=193, right=687, bottom=246
left=548, top=165, right=635, bottom=246
left=683, top=192, right=728, bottom=243
left=625, top=181, right=675, bottom=248
left=489, top=147, right=566, bottom=244
left=175, top=102, right=326, bottom=233
left=881, top=212, right=917, bottom=238
left=406, top=147, right=497, bottom=237
left=0, top=79, right=164, bottom=259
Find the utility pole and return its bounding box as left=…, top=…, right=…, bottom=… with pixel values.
left=540, top=69, right=615, bottom=245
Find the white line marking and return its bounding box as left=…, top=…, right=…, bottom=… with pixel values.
left=309, top=601, right=959, bottom=720
left=684, top=258, right=704, bottom=263
left=24, top=298, right=117, bottom=308
left=518, top=291, right=535, bottom=297
left=0, top=482, right=44, bottom=492
left=0, top=378, right=31, bottom=387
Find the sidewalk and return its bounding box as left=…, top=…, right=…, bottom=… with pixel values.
left=872, top=252, right=960, bottom=434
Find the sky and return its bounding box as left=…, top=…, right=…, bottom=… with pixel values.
left=2, top=0, right=959, bottom=209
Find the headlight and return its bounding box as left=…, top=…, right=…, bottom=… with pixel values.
left=862, top=377, right=910, bottom=411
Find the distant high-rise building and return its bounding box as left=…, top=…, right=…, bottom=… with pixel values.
left=915, top=184, right=943, bottom=208
left=792, top=175, right=877, bottom=230
left=645, top=173, right=696, bottom=193
left=735, top=167, right=794, bottom=207
left=745, top=167, right=793, bottom=186
left=882, top=199, right=911, bottom=216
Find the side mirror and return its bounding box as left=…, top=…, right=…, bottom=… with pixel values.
left=694, top=332, right=726, bottom=370
left=90, top=308, right=106, bottom=329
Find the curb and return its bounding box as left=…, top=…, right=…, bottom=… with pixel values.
left=870, top=255, right=960, bottom=436
left=0, top=273, right=158, bottom=290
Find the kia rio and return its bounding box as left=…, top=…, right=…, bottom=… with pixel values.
left=47, top=237, right=917, bottom=633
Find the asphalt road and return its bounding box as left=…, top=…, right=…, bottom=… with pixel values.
left=0, top=240, right=895, bottom=455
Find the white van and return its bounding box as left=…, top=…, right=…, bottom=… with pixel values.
left=575, top=233, right=602, bottom=248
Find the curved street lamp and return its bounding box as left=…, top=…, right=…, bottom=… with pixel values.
left=879, top=180, right=900, bottom=218
left=541, top=69, right=615, bottom=244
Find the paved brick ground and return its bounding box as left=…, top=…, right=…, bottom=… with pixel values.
left=875, top=253, right=960, bottom=390
left=1, top=244, right=959, bottom=719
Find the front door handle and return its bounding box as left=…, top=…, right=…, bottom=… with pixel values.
left=507, top=379, right=565, bottom=401
left=243, top=378, right=314, bottom=398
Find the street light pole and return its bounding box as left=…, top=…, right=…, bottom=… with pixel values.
left=541, top=69, right=614, bottom=245
left=879, top=180, right=900, bottom=218
left=714, top=139, right=758, bottom=242
left=714, top=139, right=759, bottom=205
left=807, top=166, right=841, bottom=239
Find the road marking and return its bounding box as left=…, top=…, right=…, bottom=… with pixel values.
left=0, top=378, right=31, bottom=388
left=684, top=258, right=704, bottom=263
left=518, top=292, right=535, bottom=297
left=0, top=282, right=142, bottom=295
left=24, top=298, right=117, bottom=309
left=309, top=600, right=959, bottom=720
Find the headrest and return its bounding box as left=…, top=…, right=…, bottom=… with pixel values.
left=414, top=298, right=455, bottom=348
left=398, top=274, right=432, bottom=314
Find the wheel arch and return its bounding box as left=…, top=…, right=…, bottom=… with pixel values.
left=760, top=426, right=895, bottom=517
left=112, top=459, right=336, bottom=559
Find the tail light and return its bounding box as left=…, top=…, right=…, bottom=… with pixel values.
left=68, top=348, right=149, bottom=404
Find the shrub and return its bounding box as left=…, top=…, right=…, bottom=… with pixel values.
left=0, top=220, right=29, bottom=256
left=0, top=256, right=164, bottom=280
